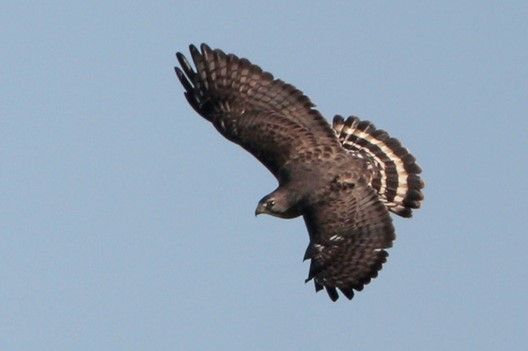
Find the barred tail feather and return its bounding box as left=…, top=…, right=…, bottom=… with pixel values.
left=333, top=115, right=424, bottom=217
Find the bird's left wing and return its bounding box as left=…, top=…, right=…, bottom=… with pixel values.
left=303, top=181, right=395, bottom=301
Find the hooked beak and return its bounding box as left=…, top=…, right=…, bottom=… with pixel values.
left=255, top=203, right=266, bottom=216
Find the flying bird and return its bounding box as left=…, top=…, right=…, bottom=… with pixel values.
left=174, top=44, right=424, bottom=301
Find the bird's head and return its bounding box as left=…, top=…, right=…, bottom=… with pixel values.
left=255, top=191, right=301, bottom=219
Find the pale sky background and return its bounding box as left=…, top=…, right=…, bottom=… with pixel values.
left=1, top=1, right=527, bottom=350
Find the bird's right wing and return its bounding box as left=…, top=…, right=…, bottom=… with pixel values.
left=175, top=44, right=340, bottom=178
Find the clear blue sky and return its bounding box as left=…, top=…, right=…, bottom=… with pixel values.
left=1, top=1, right=527, bottom=350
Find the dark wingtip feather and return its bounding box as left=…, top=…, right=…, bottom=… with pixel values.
left=339, top=287, right=354, bottom=300
left=200, top=43, right=213, bottom=61
left=326, top=286, right=339, bottom=301
left=174, top=65, right=182, bottom=77
left=174, top=67, right=194, bottom=93
left=200, top=43, right=212, bottom=52
left=176, top=52, right=195, bottom=78
left=189, top=44, right=199, bottom=54
left=189, top=44, right=201, bottom=63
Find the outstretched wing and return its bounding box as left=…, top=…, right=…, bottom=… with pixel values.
left=175, top=43, right=339, bottom=178
left=303, top=181, right=395, bottom=301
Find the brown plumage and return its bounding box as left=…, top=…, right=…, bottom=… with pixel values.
left=175, top=44, right=424, bottom=301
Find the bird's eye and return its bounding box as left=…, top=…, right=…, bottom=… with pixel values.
left=267, top=200, right=275, bottom=208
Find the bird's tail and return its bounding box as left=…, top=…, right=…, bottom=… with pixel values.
left=333, top=115, right=424, bottom=217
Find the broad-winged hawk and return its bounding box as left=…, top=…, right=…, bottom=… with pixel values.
left=174, top=44, right=424, bottom=301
